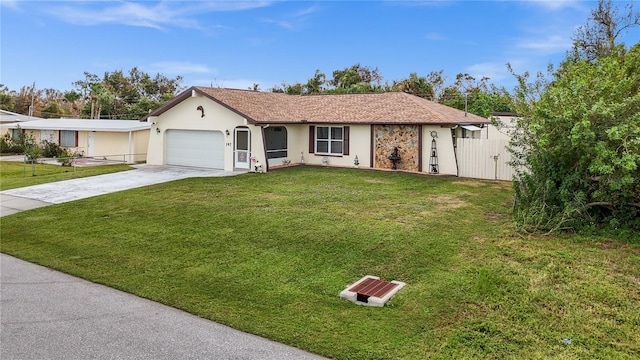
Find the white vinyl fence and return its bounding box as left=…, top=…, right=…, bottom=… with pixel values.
left=456, top=138, right=515, bottom=181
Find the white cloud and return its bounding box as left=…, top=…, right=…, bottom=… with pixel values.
left=145, top=62, right=215, bottom=76
left=260, top=4, right=321, bottom=30
left=260, top=18, right=294, bottom=30
left=384, top=0, right=454, bottom=8
left=425, top=32, right=447, bottom=41
left=0, top=0, right=20, bottom=9
left=518, top=35, right=572, bottom=54
left=294, top=5, right=320, bottom=17
left=45, top=1, right=273, bottom=30
left=523, top=0, right=584, bottom=11
left=466, top=62, right=509, bottom=83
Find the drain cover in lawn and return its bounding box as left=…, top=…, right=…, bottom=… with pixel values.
left=340, top=275, right=405, bottom=307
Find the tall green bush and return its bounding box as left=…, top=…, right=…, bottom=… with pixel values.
left=511, top=43, right=640, bottom=231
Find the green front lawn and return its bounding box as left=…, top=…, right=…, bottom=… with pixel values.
left=0, top=161, right=133, bottom=190
left=1, top=167, right=639, bottom=359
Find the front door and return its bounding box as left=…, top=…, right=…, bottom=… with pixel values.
left=234, top=128, right=250, bottom=169
left=87, top=132, right=95, bottom=157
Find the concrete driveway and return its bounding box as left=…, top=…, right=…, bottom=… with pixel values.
left=0, top=164, right=245, bottom=216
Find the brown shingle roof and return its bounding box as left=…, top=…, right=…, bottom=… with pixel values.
left=142, top=86, right=489, bottom=125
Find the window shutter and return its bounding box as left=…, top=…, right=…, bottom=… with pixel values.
left=343, top=126, right=350, bottom=155
left=75, top=131, right=79, bottom=147
left=309, top=126, right=315, bottom=154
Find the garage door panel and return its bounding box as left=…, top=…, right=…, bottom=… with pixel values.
left=166, top=130, right=224, bottom=169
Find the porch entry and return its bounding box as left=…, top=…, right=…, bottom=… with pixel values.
left=265, top=126, right=288, bottom=166
left=234, top=128, right=250, bottom=169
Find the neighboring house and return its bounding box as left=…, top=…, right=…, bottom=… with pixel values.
left=0, top=110, right=41, bottom=140
left=480, top=112, right=518, bottom=140
left=0, top=109, right=41, bottom=124
left=141, top=87, right=490, bottom=175
left=1, top=119, right=150, bottom=163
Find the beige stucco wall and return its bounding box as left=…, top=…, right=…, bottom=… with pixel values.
left=146, top=91, right=266, bottom=171
left=0, top=126, right=11, bottom=137
left=282, top=124, right=370, bottom=169
left=276, top=124, right=306, bottom=166
left=422, top=126, right=457, bottom=176
left=89, top=130, right=149, bottom=163
left=27, top=129, right=40, bottom=141
left=76, top=131, right=88, bottom=155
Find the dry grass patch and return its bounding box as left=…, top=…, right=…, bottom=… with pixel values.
left=426, top=194, right=468, bottom=210
left=362, top=177, right=394, bottom=184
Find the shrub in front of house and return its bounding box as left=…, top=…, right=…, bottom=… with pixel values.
left=1, top=132, right=23, bottom=154
left=41, top=140, right=65, bottom=158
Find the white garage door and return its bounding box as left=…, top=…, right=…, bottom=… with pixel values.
left=166, top=130, right=224, bottom=169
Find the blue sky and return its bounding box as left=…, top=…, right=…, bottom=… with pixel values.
left=2, top=0, right=639, bottom=94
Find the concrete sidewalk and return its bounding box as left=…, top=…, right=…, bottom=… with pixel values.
left=0, top=254, right=326, bottom=360
left=0, top=194, right=52, bottom=216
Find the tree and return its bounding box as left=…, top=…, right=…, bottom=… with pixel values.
left=85, top=83, right=113, bottom=119
left=305, top=70, right=326, bottom=94
left=467, top=85, right=515, bottom=118
left=72, top=68, right=183, bottom=119
left=392, top=72, right=434, bottom=99
left=510, top=42, right=640, bottom=232
left=40, top=102, right=65, bottom=118
left=10, top=85, right=41, bottom=117
left=439, top=73, right=494, bottom=116
left=425, top=70, right=445, bottom=100
left=328, top=63, right=382, bottom=93
left=271, top=81, right=305, bottom=95
left=572, top=0, right=640, bottom=62
left=0, top=84, right=15, bottom=111
left=62, top=90, right=82, bottom=117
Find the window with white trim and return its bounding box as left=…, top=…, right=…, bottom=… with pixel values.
left=60, top=130, right=77, bottom=147
left=11, top=129, right=22, bottom=141
left=316, top=126, right=343, bottom=155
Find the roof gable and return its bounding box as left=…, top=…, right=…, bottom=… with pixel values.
left=141, top=86, right=489, bottom=125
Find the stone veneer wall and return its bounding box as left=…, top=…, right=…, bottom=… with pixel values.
left=373, top=125, right=420, bottom=171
